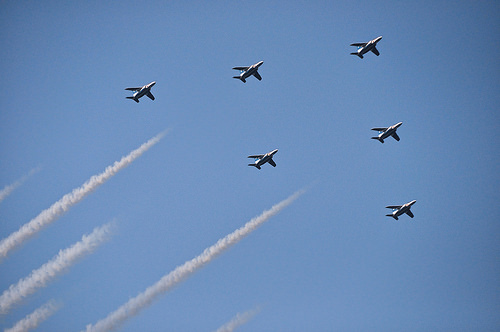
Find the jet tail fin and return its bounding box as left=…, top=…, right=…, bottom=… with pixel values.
left=371, top=137, right=384, bottom=143
left=233, top=76, right=246, bottom=83
left=248, top=163, right=261, bottom=170
left=126, top=97, right=139, bottom=103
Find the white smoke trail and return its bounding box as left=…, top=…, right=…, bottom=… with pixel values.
left=0, top=131, right=166, bottom=262
left=0, top=167, right=41, bottom=204
left=214, top=307, right=261, bottom=332
left=0, top=223, right=114, bottom=314
left=5, top=299, right=61, bottom=332
left=85, top=189, right=305, bottom=332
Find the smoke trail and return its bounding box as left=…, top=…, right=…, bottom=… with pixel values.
left=0, top=167, right=41, bottom=204
left=214, top=307, right=261, bottom=332
left=5, top=300, right=61, bottom=332
left=85, top=189, right=304, bottom=332
left=0, top=131, right=166, bottom=262
left=0, top=223, right=114, bottom=314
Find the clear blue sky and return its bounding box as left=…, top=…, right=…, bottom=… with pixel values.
left=1, top=1, right=499, bottom=331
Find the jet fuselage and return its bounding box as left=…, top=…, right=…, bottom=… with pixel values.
left=255, top=149, right=278, bottom=167
left=234, top=61, right=264, bottom=82
left=248, top=148, right=278, bottom=169
left=357, top=36, right=382, bottom=56
left=377, top=122, right=402, bottom=140
left=371, top=122, right=403, bottom=143
left=351, top=36, right=382, bottom=58
left=387, top=200, right=416, bottom=220
left=126, top=81, right=156, bottom=103
left=133, top=81, right=156, bottom=100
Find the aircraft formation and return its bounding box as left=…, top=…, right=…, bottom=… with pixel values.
left=124, top=36, right=416, bottom=220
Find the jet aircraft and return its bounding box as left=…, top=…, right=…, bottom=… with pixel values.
left=385, top=200, right=416, bottom=220
left=350, top=36, right=383, bottom=59
left=248, top=149, right=278, bottom=170
left=371, top=122, right=403, bottom=143
left=125, top=81, right=156, bottom=103
left=232, top=61, right=264, bottom=83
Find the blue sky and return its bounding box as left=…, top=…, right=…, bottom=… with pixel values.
left=1, top=1, right=499, bottom=331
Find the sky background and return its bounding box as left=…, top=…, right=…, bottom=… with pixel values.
left=1, top=1, right=499, bottom=331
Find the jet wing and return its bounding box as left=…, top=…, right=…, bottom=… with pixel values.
left=350, top=42, right=367, bottom=47
left=386, top=205, right=402, bottom=209
left=268, top=159, right=276, bottom=167
left=248, top=154, right=264, bottom=159
left=233, top=66, right=249, bottom=70
left=371, top=127, right=388, bottom=131
left=391, top=132, right=400, bottom=141
left=125, top=87, right=142, bottom=91
left=147, top=92, right=155, bottom=100
left=406, top=210, right=414, bottom=218
left=371, top=47, right=380, bottom=56
left=253, top=72, right=262, bottom=81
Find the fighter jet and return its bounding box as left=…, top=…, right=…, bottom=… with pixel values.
left=248, top=149, right=278, bottom=170
left=385, top=200, right=417, bottom=220
left=125, top=81, right=156, bottom=103
left=371, top=122, right=403, bottom=143
left=232, top=61, right=264, bottom=83
left=350, top=36, right=382, bottom=59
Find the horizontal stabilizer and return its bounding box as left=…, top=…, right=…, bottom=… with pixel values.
left=233, top=76, right=246, bottom=83
left=371, top=137, right=384, bottom=143
left=386, top=214, right=398, bottom=220
left=126, top=97, right=139, bottom=103
left=350, top=53, right=363, bottom=59
left=248, top=164, right=261, bottom=170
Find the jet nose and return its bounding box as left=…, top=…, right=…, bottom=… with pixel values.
left=410, top=200, right=417, bottom=205
left=271, top=148, right=278, bottom=154
left=150, top=81, right=156, bottom=86
left=396, top=122, right=403, bottom=127
left=377, top=36, right=382, bottom=41
left=257, top=61, right=264, bottom=66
